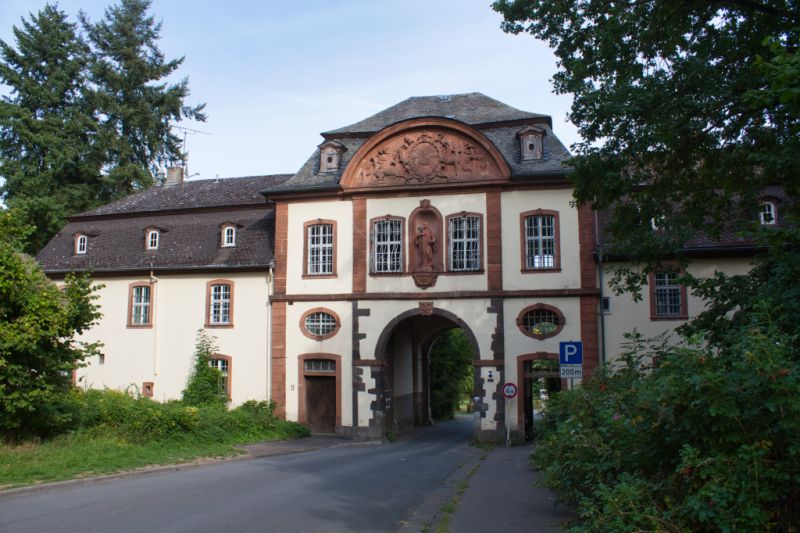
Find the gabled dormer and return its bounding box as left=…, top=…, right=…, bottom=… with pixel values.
left=144, top=226, right=167, bottom=251
left=74, top=233, right=89, bottom=255
left=318, top=141, right=346, bottom=173
left=516, top=125, right=546, bottom=161
left=220, top=222, right=243, bottom=247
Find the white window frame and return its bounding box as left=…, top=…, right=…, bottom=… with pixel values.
left=372, top=218, right=403, bottom=273
left=524, top=214, right=556, bottom=269
left=222, top=226, right=236, bottom=247
left=131, top=285, right=151, bottom=325
left=209, top=356, right=231, bottom=398
left=304, top=311, right=337, bottom=337
left=75, top=234, right=87, bottom=255
left=448, top=215, right=481, bottom=271
left=306, top=223, right=334, bottom=275
left=146, top=230, right=159, bottom=250
left=759, top=202, right=776, bottom=225
left=209, top=283, right=231, bottom=325
left=654, top=272, right=682, bottom=317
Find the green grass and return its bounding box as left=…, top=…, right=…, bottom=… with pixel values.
left=434, top=455, right=484, bottom=533
left=0, top=390, right=309, bottom=489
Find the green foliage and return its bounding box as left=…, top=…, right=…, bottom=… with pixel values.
left=533, top=321, right=800, bottom=531
left=0, top=1, right=205, bottom=253
left=492, top=0, right=800, bottom=291
left=0, top=235, right=101, bottom=438
left=429, top=329, right=474, bottom=419
left=181, top=330, right=228, bottom=408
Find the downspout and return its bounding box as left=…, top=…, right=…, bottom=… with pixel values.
left=266, top=260, right=274, bottom=402
left=593, top=209, right=607, bottom=366
left=150, top=269, right=159, bottom=377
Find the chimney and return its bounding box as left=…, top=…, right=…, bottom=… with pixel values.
left=164, top=166, right=184, bottom=186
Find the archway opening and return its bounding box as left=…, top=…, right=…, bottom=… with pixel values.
left=377, top=309, right=479, bottom=436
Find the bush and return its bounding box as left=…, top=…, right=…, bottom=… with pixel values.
left=533, top=316, right=800, bottom=532
left=182, top=330, right=228, bottom=408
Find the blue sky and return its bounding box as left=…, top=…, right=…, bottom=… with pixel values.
left=0, top=0, right=579, bottom=180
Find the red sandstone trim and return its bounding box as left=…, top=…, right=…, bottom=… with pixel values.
left=302, top=219, right=338, bottom=278
left=126, top=281, right=154, bottom=328
left=486, top=191, right=502, bottom=290
left=204, top=279, right=235, bottom=328
left=271, top=301, right=287, bottom=418
left=445, top=211, right=485, bottom=273
left=298, top=307, right=342, bottom=341
left=515, top=352, right=558, bottom=440
left=142, top=381, right=154, bottom=398
left=211, top=353, right=232, bottom=400
left=648, top=271, right=689, bottom=321
left=519, top=209, right=562, bottom=273
left=352, top=198, right=367, bottom=292
left=298, top=353, right=342, bottom=428
left=515, top=303, right=566, bottom=340
left=274, top=203, right=288, bottom=294
left=369, top=215, right=406, bottom=275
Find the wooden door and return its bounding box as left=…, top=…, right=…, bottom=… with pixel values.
left=305, top=376, right=336, bottom=433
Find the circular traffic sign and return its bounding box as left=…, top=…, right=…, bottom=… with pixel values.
left=501, top=382, right=518, bottom=399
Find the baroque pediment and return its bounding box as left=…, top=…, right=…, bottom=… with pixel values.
left=340, top=120, right=509, bottom=190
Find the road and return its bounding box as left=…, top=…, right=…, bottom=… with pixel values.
left=0, top=418, right=478, bottom=533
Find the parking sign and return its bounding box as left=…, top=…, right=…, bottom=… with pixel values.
left=559, top=342, right=583, bottom=365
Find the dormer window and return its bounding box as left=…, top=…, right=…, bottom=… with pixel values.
left=516, top=126, right=545, bottom=161
left=75, top=234, right=88, bottom=255
left=222, top=225, right=236, bottom=247
left=146, top=229, right=159, bottom=250
left=318, top=141, right=346, bottom=173
left=759, top=201, right=777, bottom=225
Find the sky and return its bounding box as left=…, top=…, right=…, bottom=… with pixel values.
left=0, top=0, right=580, bottom=180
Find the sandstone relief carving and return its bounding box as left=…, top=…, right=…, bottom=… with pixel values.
left=409, top=200, right=442, bottom=289
left=351, top=129, right=500, bottom=188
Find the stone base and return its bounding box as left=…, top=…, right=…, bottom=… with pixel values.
left=335, top=425, right=384, bottom=441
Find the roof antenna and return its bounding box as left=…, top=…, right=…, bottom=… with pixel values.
left=172, top=125, right=212, bottom=181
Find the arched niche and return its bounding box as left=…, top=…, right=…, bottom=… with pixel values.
left=408, top=200, right=443, bottom=288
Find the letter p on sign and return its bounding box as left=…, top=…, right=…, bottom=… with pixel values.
left=559, top=341, right=583, bottom=365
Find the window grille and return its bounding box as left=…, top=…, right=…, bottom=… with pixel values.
left=210, top=284, right=231, bottom=324
left=654, top=272, right=682, bottom=316
left=524, top=215, right=556, bottom=269
left=304, top=312, right=337, bottom=336
left=209, top=358, right=229, bottom=395
left=760, top=202, right=776, bottom=225
left=304, top=359, right=336, bottom=372
left=223, top=226, right=236, bottom=246
left=76, top=235, right=87, bottom=254
left=521, top=308, right=560, bottom=337
left=132, top=286, right=151, bottom=324
left=307, top=224, right=334, bottom=274
left=372, top=219, right=403, bottom=272
left=449, top=216, right=480, bottom=271
left=147, top=230, right=159, bottom=250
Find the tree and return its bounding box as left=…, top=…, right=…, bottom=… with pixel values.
left=0, top=4, right=103, bottom=254
left=182, top=330, right=227, bottom=408
left=429, top=329, right=474, bottom=420
left=81, top=0, right=206, bottom=198
left=0, top=209, right=101, bottom=437
left=492, top=1, right=799, bottom=289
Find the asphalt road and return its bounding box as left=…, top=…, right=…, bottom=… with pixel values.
left=0, top=418, right=478, bottom=533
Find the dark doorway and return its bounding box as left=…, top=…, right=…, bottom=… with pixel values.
left=305, top=376, right=335, bottom=433
left=521, top=358, right=561, bottom=441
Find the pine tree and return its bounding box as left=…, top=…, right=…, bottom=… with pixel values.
left=0, top=4, right=102, bottom=253
left=81, top=0, right=206, bottom=197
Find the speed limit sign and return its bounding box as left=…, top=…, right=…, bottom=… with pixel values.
left=501, top=382, right=518, bottom=399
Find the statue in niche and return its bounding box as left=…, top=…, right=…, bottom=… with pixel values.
left=415, top=222, right=436, bottom=271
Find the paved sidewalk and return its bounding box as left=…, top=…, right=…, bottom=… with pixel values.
left=448, top=444, right=574, bottom=533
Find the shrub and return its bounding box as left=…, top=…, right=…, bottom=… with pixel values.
left=533, top=315, right=800, bottom=532
left=181, top=330, right=227, bottom=408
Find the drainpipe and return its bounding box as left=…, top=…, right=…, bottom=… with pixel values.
left=150, top=269, right=159, bottom=376
left=593, top=210, right=607, bottom=366
left=266, top=260, right=274, bottom=402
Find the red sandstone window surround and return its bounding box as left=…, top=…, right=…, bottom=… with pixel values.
left=516, top=303, right=565, bottom=340
left=649, top=271, right=688, bottom=320
left=370, top=216, right=405, bottom=274
left=520, top=209, right=561, bottom=272
left=206, top=279, right=234, bottom=327
left=446, top=212, right=484, bottom=273
left=300, top=307, right=341, bottom=340
left=209, top=354, right=232, bottom=399
left=303, top=219, right=337, bottom=278
left=127, top=281, right=154, bottom=328
left=142, top=382, right=154, bottom=398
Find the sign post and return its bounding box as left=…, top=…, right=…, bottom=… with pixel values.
left=559, top=341, right=583, bottom=388
left=501, top=382, right=517, bottom=447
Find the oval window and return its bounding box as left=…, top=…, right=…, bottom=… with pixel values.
left=301, top=309, right=340, bottom=340
left=517, top=304, right=564, bottom=340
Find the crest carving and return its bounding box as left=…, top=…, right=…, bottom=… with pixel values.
left=350, top=128, right=502, bottom=188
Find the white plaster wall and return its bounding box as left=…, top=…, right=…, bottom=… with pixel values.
left=283, top=300, right=353, bottom=425
left=601, top=257, right=754, bottom=363
left=286, top=200, right=353, bottom=295
left=392, top=334, right=413, bottom=397
left=500, top=188, right=581, bottom=291
left=75, top=272, right=270, bottom=405
left=365, top=194, right=488, bottom=293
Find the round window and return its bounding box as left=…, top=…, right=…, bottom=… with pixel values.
left=517, top=304, right=564, bottom=339
left=301, top=309, right=339, bottom=340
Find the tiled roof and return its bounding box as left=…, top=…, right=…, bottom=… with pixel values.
left=76, top=174, right=291, bottom=217
left=37, top=209, right=275, bottom=274
left=323, top=93, right=549, bottom=135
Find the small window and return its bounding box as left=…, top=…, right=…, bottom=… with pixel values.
left=75, top=234, right=88, bottom=255
left=209, top=355, right=231, bottom=399
left=142, top=382, right=154, bottom=398
left=371, top=218, right=404, bottom=273
left=650, top=271, right=687, bottom=320
left=206, top=281, right=233, bottom=327
left=300, top=308, right=340, bottom=340
left=128, top=283, right=153, bottom=327
left=602, top=296, right=611, bottom=314
left=759, top=202, right=776, bottom=225
left=304, top=359, right=336, bottom=372
left=448, top=214, right=481, bottom=272
left=516, top=304, right=565, bottom=339
left=521, top=211, right=560, bottom=271
left=305, top=221, right=336, bottom=276
left=222, top=226, right=236, bottom=247
left=146, top=230, right=159, bottom=250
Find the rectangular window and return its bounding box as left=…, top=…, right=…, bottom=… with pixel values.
left=448, top=215, right=481, bottom=271
left=372, top=218, right=403, bottom=273
left=524, top=214, right=556, bottom=269
left=307, top=223, right=334, bottom=275
left=209, top=357, right=230, bottom=398
left=210, top=284, right=231, bottom=324
left=131, top=285, right=151, bottom=325
left=653, top=272, right=682, bottom=317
